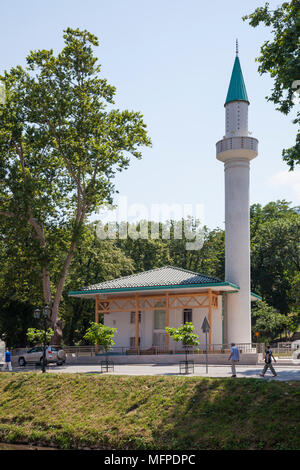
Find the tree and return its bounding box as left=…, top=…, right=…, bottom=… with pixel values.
left=115, top=218, right=224, bottom=278
left=83, top=322, right=117, bottom=361
left=250, top=200, right=297, bottom=238
left=0, top=217, right=43, bottom=306
left=243, top=1, right=300, bottom=169
left=26, top=327, right=54, bottom=346
left=165, top=322, right=199, bottom=362
left=0, top=28, right=151, bottom=342
left=250, top=203, right=300, bottom=315
left=0, top=299, right=36, bottom=349
left=252, top=300, right=289, bottom=342
left=62, top=223, right=135, bottom=345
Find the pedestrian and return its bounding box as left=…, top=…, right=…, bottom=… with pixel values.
left=260, top=345, right=277, bottom=377
left=2, top=348, right=12, bottom=372
left=228, top=342, right=239, bottom=377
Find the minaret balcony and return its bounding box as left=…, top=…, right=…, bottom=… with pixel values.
left=216, top=136, right=258, bottom=162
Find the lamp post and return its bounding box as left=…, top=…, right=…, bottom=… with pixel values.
left=34, top=305, right=51, bottom=373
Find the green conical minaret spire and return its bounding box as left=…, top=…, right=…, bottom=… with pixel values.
left=225, top=41, right=249, bottom=105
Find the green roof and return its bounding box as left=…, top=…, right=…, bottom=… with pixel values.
left=68, top=265, right=261, bottom=301
left=225, top=56, right=249, bottom=105
left=69, top=266, right=225, bottom=296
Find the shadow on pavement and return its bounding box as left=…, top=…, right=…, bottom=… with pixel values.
left=238, top=368, right=300, bottom=381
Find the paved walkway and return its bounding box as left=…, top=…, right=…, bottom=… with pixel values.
left=33, top=362, right=300, bottom=381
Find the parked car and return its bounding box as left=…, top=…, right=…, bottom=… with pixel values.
left=18, top=346, right=66, bottom=367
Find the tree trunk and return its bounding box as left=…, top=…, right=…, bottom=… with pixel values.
left=50, top=239, right=78, bottom=345
left=51, top=319, right=64, bottom=345
left=42, top=268, right=52, bottom=305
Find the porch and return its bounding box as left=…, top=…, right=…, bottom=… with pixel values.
left=95, top=289, right=220, bottom=351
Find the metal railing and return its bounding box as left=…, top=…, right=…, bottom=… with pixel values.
left=269, top=342, right=299, bottom=359
left=43, top=343, right=258, bottom=357
left=10, top=342, right=300, bottom=360
left=216, top=136, right=258, bottom=154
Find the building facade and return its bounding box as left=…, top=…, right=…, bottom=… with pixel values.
left=69, top=266, right=260, bottom=351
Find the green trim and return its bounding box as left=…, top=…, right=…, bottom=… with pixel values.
left=223, top=290, right=261, bottom=301
left=251, top=291, right=262, bottom=301
left=68, top=281, right=240, bottom=297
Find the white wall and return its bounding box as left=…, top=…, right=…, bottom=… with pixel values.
left=103, top=294, right=223, bottom=349
left=104, top=309, right=154, bottom=349
left=225, top=101, right=248, bottom=137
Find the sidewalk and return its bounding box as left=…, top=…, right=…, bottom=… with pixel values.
left=43, top=363, right=300, bottom=381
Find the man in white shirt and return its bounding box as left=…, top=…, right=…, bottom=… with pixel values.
left=228, top=343, right=239, bottom=377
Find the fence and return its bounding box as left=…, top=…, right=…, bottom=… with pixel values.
left=11, top=342, right=300, bottom=360
left=52, top=343, right=258, bottom=358
left=270, top=342, right=300, bottom=359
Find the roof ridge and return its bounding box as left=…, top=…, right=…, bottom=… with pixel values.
left=84, top=265, right=173, bottom=290
left=164, top=265, right=222, bottom=282
left=84, top=265, right=222, bottom=291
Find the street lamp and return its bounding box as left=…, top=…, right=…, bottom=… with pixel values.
left=34, top=305, right=51, bottom=373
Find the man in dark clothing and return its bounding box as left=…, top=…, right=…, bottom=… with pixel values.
left=260, top=345, right=277, bottom=377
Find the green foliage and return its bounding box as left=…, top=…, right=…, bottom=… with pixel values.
left=166, top=323, right=199, bottom=347
left=61, top=224, right=134, bottom=345
left=252, top=300, right=290, bottom=342
left=250, top=201, right=300, bottom=315
left=115, top=219, right=224, bottom=279
left=83, top=322, right=117, bottom=352
left=243, top=1, right=300, bottom=169
left=0, top=27, right=151, bottom=336
left=0, top=300, right=36, bottom=348
left=26, top=327, right=54, bottom=345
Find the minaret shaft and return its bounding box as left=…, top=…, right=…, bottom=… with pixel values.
left=224, top=159, right=251, bottom=343
left=216, top=51, right=258, bottom=345
left=225, top=101, right=248, bottom=137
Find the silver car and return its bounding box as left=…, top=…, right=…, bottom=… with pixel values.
left=18, top=346, right=66, bottom=367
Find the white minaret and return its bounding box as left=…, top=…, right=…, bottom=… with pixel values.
left=216, top=42, right=258, bottom=344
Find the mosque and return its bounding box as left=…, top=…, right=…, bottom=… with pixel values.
left=69, top=45, right=261, bottom=352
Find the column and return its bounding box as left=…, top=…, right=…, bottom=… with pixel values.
left=135, top=294, right=139, bottom=351
left=165, top=292, right=169, bottom=351
left=208, top=289, right=213, bottom=349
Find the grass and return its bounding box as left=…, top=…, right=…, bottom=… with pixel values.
left=0, top=373, right=299, bottom=450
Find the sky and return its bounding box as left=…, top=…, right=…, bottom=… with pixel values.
left=1, top=0, right=299, bottom=230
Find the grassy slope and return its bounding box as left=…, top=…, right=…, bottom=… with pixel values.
left=0, top=373, right=299, bottom=450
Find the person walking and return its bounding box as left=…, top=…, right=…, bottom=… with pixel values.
left=260, top=345, right=277, bottom=377
left=2, top=348, right=12, bottom=372
left=228, top=342, right=239, bottom=377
